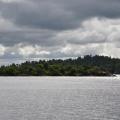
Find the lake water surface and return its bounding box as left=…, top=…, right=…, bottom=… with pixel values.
left=0, top=77, right=120, bottom=120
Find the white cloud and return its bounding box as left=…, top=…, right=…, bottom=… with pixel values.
left=57, top=17, right=120, bottom=45
left=18, top=45, right=50, bottom=57
left=54, top=17, right=120, bottom=57
left=61, top=45, right=72, bottom=54
left=36, top=51, right=50, bottom=56
left=0, top=44, right=7, bottom=56
left=18, top=45, right=36, bottom=57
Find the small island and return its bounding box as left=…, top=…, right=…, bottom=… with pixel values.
left=0, top=55, right=119, bottom=76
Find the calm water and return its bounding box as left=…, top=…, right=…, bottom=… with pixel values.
left=0, top=77, right=120, bottom=120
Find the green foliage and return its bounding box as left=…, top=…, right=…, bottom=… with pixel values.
left=0, top=55, right=118, bottom=76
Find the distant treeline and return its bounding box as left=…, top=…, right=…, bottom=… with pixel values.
left=0, top=55, right=119, bottom=76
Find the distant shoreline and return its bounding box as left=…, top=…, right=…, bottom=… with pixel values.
left=0, top=55, right=119, bottom=76
left=0, top=74, right=116, bottom=77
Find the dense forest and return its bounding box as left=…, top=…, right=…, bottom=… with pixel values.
left=0, top=55, right=120, bottom=76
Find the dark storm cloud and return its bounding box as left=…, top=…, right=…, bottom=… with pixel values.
left=0, top=0, right=120, bottom=30
left=0, top=0, right=78, bottom=30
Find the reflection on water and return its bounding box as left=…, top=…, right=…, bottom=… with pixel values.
left=0, top=77, right=120, bottom=120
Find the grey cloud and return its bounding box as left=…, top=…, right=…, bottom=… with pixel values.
left=0, top=0, right=78, bottom=30
left=0, top=17, right=120, bottom=60
left=1, top=0, right=120, bottom=63
left=0, top=0, right=120, bottom=30
left=0, top=30, right=63, bottom=46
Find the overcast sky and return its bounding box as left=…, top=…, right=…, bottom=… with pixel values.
left=0, top=0, right=120, bottom=64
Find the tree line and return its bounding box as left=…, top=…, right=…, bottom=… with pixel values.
left=0, top=55, right=119, bottom=76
